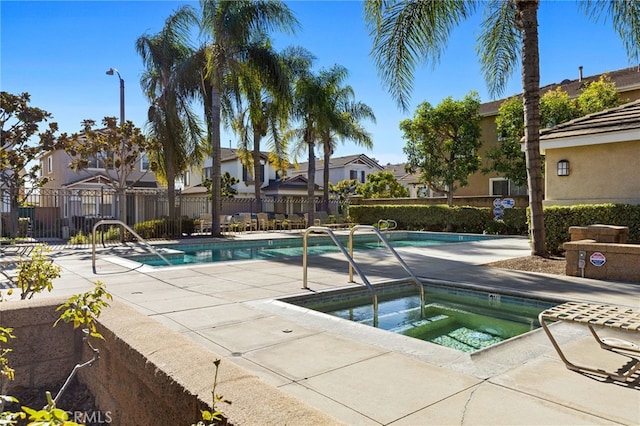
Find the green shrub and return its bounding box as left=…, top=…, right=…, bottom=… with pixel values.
left=348, top=204, right=501, bottom=234
left=543, top=203, right=640, bottom=255
left=502, top=208, right=528, bottom=235
left=134, top=217, right=194, bottom=239
left=68, top=231, right=90, bottom=245
left=484, top=219, right=508, bottom=235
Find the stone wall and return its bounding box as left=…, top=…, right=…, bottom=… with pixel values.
left=0, top=298, right=343, bottom=425
left=564, top=241, right=640, bottom=283
left=0, top=297, right=79, bottom=391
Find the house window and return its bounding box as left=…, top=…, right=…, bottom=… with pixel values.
left=39, top=161, right=43, bottom=177
left=350, top=170, right=366, bottom=183
left=140, top=154, right=149, bottom=171
left=184, top=171, right=190, bottom=187
left=203, top=167, right=212, bottom=179
left=490, top=178, right=509, bottom=196
left=242, top=165, right=264, bottom=182
left=47, top=156, right=53, bottom=174
left=490, top=178, right=527, bottom=196
left=87, top=153, right=104, bottom=169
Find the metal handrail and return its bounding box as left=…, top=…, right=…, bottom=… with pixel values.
left=302, top=226, right=379, bottom=327
left=377, top=219, right=398, bottom=231
left=91, top=219, right=172, bottom=272
left=349, top=225, right=425, bottom=320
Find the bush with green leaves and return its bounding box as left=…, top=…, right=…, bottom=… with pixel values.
left=134, top=217, right=194, bottom=239
left=348, top=204, right=530, bottom=236
left=15, top=246, right=61, bottom=300
left=68, top=227, right=122, bottom=245
left=543, top=203, right=640, bottom=255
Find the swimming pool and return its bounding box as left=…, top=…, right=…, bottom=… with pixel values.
left=281, top=281, right=558, bottom=353
left=127, top=232, right=499, bottom=267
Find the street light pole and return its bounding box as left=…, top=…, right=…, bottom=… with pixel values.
left=106, top=67, right=125, bottom=124
left=105, top=67, right=127, bottom=230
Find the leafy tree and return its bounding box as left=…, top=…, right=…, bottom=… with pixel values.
left=540, top=87, right=580, bottom=129
left=364, top=0, right=640, bottom=256
left=203, top=172, right=239, bottom=199
left=329, top=178, right=361, bottom=214
left=0, top=92, right=63, bottom=237
left=194, top=0, right=298, bottom=236
left=63, top=117, right=159, bottom=226
left=401, top=92, right=482, bottom=206
left=576, top=74, right=626, bottom=115
left=486, top=78, right=624, bottom=185
left=136, top=5, right=205, bottom=227
left=356, top=171, right=409, bottom=199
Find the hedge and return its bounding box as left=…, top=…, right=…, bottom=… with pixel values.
left=133, top=217, right=195, bottom=239
left=348, top=203, right=640, bottom=256
left=347, top=204, right=528, bottom=235
left=543, top=204, right=640, bottom=255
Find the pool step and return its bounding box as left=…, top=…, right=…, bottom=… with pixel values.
left=431, top=327, right=504, bottom=352
left=388, top=314, right=451, bottom=334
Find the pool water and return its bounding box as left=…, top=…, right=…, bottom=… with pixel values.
left=128, top=232, right=497, bottom=266
left=284, top=282, right=556, bottom=353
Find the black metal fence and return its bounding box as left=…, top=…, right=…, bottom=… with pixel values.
left=1, top=187, right=345, bottom=240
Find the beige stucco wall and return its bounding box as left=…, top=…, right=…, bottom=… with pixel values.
left=459, top=85, right=640, bottom=198
left=453, top=114, right=499, bottom=197
left=544, top=140, right=640, bottom=205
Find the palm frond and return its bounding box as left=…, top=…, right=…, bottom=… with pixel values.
left=477, top=0, right=520, bottom=98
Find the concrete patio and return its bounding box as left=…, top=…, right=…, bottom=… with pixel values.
left=19, top=232, right=640, bottom=424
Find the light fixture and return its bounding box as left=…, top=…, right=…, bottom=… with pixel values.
left=557, top=159, right=569, bottom=176
left=106, top=67, right=125, bottom=125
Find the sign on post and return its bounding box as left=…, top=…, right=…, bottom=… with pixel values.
left=501, top=198, right=515, bottom=209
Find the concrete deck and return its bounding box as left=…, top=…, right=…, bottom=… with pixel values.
left=24, top=232, right=640, bottom=424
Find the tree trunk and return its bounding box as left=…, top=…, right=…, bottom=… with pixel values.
left=518, top=0, right=547, bottom=256
left=253, top=129, right=262, bottom=213
left=165, top=139, right=177, bottom=234
left=210, top=85, right=222, bottom=237
left=322, top=145, right=331, bottom=213
left=8, top=187, right=19, bottom=238
left=166, top=161, right=177, bottom=236
left=117, top=187, right=127, bottom=242
left=306, top=131, right=315, bottom=226
left=446, top=184, right=453, bottom=232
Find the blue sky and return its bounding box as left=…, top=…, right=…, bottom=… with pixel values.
left=1, top=1, right=636, bottom=166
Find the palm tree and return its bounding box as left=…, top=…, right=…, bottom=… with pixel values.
left=136, top=6, right=204, bottom=227
left=364, top=0, right=640, bottom=256
left=197, top=0, right=298, bottom=236
left=317, top=73, right=375, bottom=212
left=232, top=42, right=304, bottom=212
left=289, top=65, right=371, bottom=224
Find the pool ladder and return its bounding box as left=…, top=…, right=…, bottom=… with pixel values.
left=91, top=219, right=172, bottom=272
left=302, top=226, right=425, bottom=327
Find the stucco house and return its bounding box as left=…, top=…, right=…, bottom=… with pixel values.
left=36, top=147, right=160, bottom=231
left=182, top=148, right=278, bottom=198
left=456, top=66, right=640, bottom=200
left=181, top=148, right=321, bottom=218
left=538, top=99, right=640, bottom=206
left=288, top=153, right=384, bottom=186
